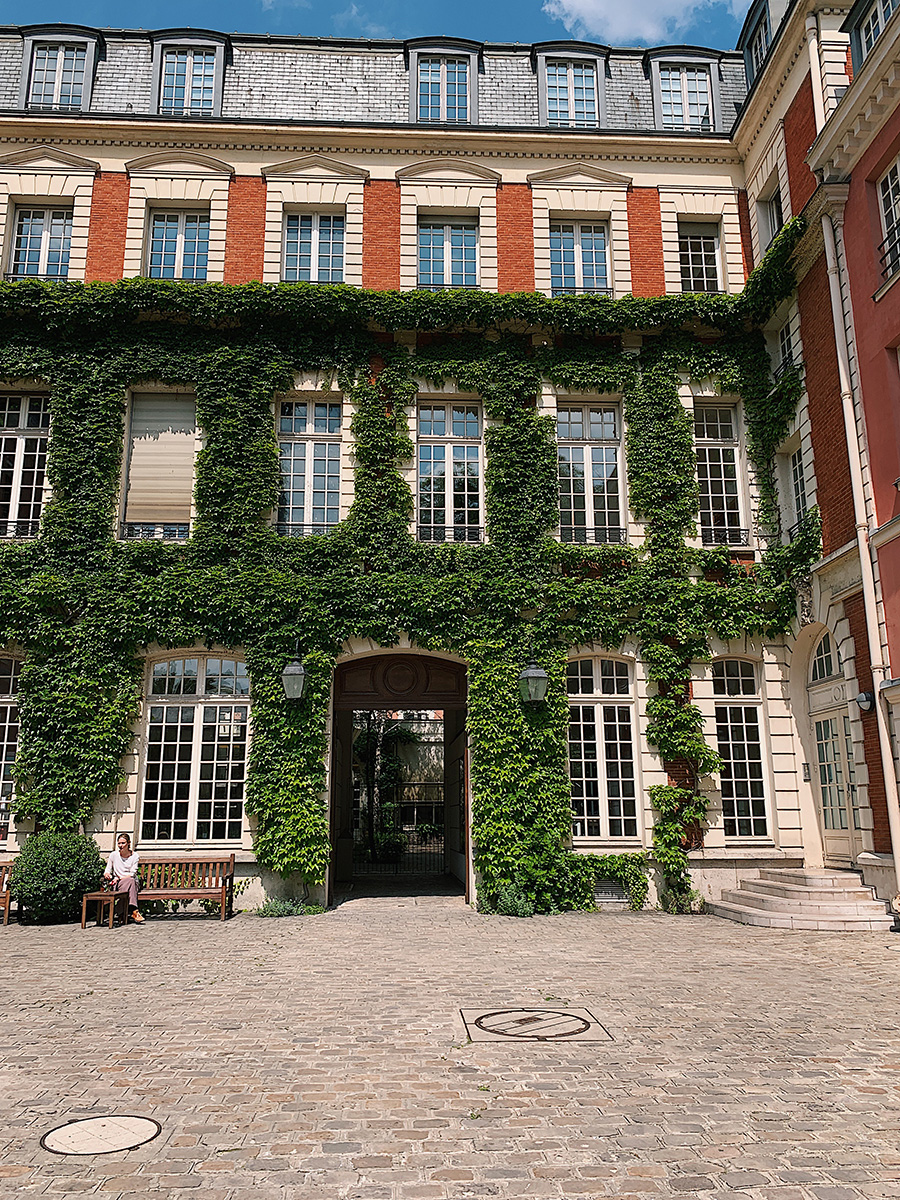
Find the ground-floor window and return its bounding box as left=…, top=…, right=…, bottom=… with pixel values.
left=567, top=657, right=637, bottom=839
left=0, top=656, right=20, bottom=843
left=712, top=659, right=767, bottom=837
left=139, top=655, right=249, bottom=845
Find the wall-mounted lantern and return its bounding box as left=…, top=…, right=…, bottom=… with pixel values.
left=281, top=654, right=307, bottom=701
left=855, top=690, right=876, bottom=713
left=518, top=661, right=549, bottom=706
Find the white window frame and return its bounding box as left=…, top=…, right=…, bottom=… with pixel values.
left=408, top=44, right=480, bottom=124
left=790, top=446, right=808, bottom=526
left=282, top=212, right=345, bottom=283
left=711, top=659, right=769, bottom=839
left=861, top=0, right=898, bottom=55
left=878, top=158, right=900, bottom=281
left=417, top=220, right=479, bottom=290
left=549, top=222, right=611, bottom=296
left=146, top=210, right=210, bottom=281
left=0, top=655, right=21, bottom=845
left=556, top=402, right=625, bottom=544
left=276, top=397, right=342, bottom=536
left=694, top=403, right=749, bottom=547
left=749, top=12, right=771, bottom=77
left=138, top=654, right=251, bottom=848
left=27, top=42, right=87, bottom=110
left=811, top=632, right=843, bottom=683
left=7, top=206, right=73, bottom=281
left=678, top=221, right=722, bottom=292
left=18, top=31, right=100, bottom=111
left=152, top=38, right=226, bottom=117
left=654, top=63, right=714, bottom=132
left=0, top=393, right=50, bottom=539
left=416, top=400, right=484, bottom=543
left=567, top=656, right=640, bottom=843
left=543, top=59, right=600, bottom=128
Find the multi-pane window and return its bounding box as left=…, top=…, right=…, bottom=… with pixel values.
left=550, top=223, right=610, bottom=296
left=0, top=395, right=50, bottom=539
left=862, top=0, right=898, bottom=55
left=418, top=222, right=478, bottom=290
left=28, top=43, right=86, bottom=109
left=141, top=655, right=250, bottom=844
left=417, top=57, right=469, bottom=123
left=811, top=632, right=842, bottom=682
left=417, top=402, right=482, bottom=542
left=159, top=47, right=217, bottom=115
left=694, top=405, right=746, bottom=546
left=556, top=404, right=624, bottom=544
left=765, top=189, right=784, bottom=246
left=0, top=656, right=21, bottom=843
left=8, top=208, right=72, bottom=279
left=777, top=322, right=795, bottom=374
left=749, top=13, right=771, bottom=76
left=659, top=65, right=712, bottom=131
left=567, top=658, right=637, bottom=840
left=791, top=447, right=808, bottom=524
left=277, top=399, right=342, bottom=536
left=147, top=212, right=209, bottom=280
left=545, top=61, right=598, bottom=127
left=679, top=222, right=721, bottom=292
left=283, top=214, right=344, bottom=283
left=878, top=159, right=900, bottom=280
left=713, top=660, right=767, bottom=837
left=814, top=716, right=851, bottom=831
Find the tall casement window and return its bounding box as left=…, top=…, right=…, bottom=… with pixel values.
left=0, top=394, right=50, bottom=539
left=567, top=658, right=638, bottom=841
left=27, top=43, right=86, bottom=109
left=659, top=65, right=712, bottom=131
left=122, top=394, right=196, bottom=541
left=679, top=222, right=721, bottom=292
left=140, top=655, right=250, bottom=845
left=159, top=47, right=217, bottom=115
left=790, top=446, right=808, bottom=528
left=776, top=321, right=796, bottom=376
left=878, top=158, right=900, bottom=281
left=763, top=188, right=784, bottom=248
left=417, top=57, right=469, bottom=123
left=147, top=212, right=210, bottom=280
left=556, top=404, right=624, bottom=544
left=811, top=631, right=842, bottom=682
left=282, top=214, right=344, bottom=283
left=8, top=208, right=72, bottom=280
left=694, top=405, right=747, bottom=546
left=712, top=660, right=767, bottom=838
left=807, top=632, right=862, bottom=859
left=0, top=656, right=21, bottom=843
left=550, top=223, right=610, bottom=296
left=277, top=398, right=341, bottom=536
left=417, top=402, right=483, bottom=542
left=545, top=60, right=598, bottom=127
left=861, top=0, right=898, bottom=57
left=418, top=221, right=478, bottom=290
left=749, top=12, right=771, bottom=77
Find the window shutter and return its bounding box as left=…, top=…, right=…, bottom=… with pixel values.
left=124, top=394, right=197, bottom=522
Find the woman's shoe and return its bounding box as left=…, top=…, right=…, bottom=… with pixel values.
left=131, top=910, right=145, bottom=924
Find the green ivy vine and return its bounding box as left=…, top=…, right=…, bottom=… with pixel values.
left=0, top=218, right=815, bottom=911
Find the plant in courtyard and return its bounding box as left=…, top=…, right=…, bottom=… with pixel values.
left=256, top=898, right=325, bottom=917
left=9, top=831, right=104, bottom=923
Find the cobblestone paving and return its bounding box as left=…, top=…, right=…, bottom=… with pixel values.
left=2, top=892, right=900, bottom=1199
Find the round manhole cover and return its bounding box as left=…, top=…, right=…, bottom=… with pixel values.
left=41, top=1116, right=161, bottom=1156
left=473, top=1009, right=592, bottom=1040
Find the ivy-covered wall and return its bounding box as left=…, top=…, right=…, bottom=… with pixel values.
left=0, top=219, right=817, bottom=912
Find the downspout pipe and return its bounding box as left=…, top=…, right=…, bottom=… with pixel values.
left=805, top=14, right=827, bottom=132
left=822, top=210, right=900, bottom=898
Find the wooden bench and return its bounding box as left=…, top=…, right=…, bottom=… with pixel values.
left=0, top=862, right=12, bottom=925
left=137, top=855, right=235, bottom=920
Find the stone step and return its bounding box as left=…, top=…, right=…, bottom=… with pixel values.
left=707, top=899, right=896, bottom=932
left=740, top=878, right=876, bottom=903
left=758, top=867, right=864, bottom=889
left=720, top=887, right=888, bottom=917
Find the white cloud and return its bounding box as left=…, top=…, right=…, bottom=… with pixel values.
left=259, top=0, right=311, bottom=12
left=332, top=3, right=391, bottom=37
left=541, top=0, right=750, bottom=46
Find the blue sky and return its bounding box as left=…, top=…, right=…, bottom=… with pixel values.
left=5, top=0, right=751, bottom=51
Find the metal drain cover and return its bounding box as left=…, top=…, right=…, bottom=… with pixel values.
left=460, top=1007, right=612, bottom=1042
left=41, top=1115, right=161, bottom=1155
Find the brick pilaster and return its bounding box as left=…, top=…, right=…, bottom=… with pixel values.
left=362, top=180, right=401, bottom=290
left=626, top=187, right=666, bottom=296
left=737, top=188, right=754, bottom=278
left=84, top=172, right=130, bottom=282
left=223, top=176, right=266, bottom=284
left=843, top=591, right=892, bottom=853
left=496, top=183, right=535, bottom=293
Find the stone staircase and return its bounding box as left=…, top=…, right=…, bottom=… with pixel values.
left=707, top=867, right=896, bottom=931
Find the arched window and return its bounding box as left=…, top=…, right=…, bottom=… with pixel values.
left=811, top=632, right=842, bottom=682
left=566, top=657, right=637, bottom=840
left=0, top=656, right=22, bottom=843
left=712, top=659, right=767, bottom=838
left=140, top=654, right=249, bottom=845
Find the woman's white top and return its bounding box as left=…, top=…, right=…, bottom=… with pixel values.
left=106, top=850, right=140, bottom=878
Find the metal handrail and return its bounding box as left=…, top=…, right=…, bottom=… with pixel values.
left=551, top=286, right=614, bottom=298
left=773, top=356, right=804, bottom=380
left=275, top=522, right=339, bottom=537
left=559, top=525, right=627, bottom=544
left=4, top=272, right=70, bottom=282
left=0, top=520, right=40, bottom=539
left=700, top=525, right=750, bottom=547
left=121, top=522, right=190, bottom=542
left=417, top=524, right=485, bottom=544
left=416, top=283, right=482, bottom=292
left=879, top=226, right=900, bottom=281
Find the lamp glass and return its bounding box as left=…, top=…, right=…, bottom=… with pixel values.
left=281, top=659, right=307, bottom=701
left=518, top=662, right=549, bottom=704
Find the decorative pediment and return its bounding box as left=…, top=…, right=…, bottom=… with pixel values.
left=262, top=154, right=369, bottom=182
left=526, top=162, right=632, bottom=188
left=125, top=151, right=234, bottom=177
left=0, top=145, right=98, bottom=173
left=396, top=158, right=501, bottom=185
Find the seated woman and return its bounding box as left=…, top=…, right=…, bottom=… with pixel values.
left=103, top=833, right=144, bottom=924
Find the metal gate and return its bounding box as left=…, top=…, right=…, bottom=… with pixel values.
left=352, top=782, right=445, bottom=875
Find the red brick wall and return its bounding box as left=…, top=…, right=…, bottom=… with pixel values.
left=627, top=188, right=666, bottom=296
left=784, top=73, right=818, bottom=213
left=496, top=184, right=535, bottom=292
left=843, top=592, right=892, bottom=853
left=84, top=172, right=130, bottom=282
left=737, top=188, right=754, bottom=278
left=362, top=180, right=401, bottom=290
left=798, top=253, right=856, bottom=553
left=223, top=176, right=266, bottom=284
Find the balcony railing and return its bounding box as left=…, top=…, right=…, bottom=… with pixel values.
left=559, top=525, right=627, bottom=544
left=4, top=272, right=70, bottom=282
left=879, top=226, right=900, bottom=282
left=275, top=522, right=338, bottom=537
left=772, top=356, right=804, bottom=381
left=416, top=283, right=481, bottom=292
left=417, top=524, right=485, bottom=544
left=0, top=519, right=40, bottom=539
left=121, top=522, right=190, bottom=542
left=551, top=286, right=613, bottom=298
left=701, top=525, right=750, bottom=547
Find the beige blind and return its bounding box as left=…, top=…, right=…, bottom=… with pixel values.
left=124, top=394, right=197, bottom=523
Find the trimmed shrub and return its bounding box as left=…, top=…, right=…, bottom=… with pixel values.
left=256, top=898, right=325, bottom=917
left=10, top=831, right=104, bottom=923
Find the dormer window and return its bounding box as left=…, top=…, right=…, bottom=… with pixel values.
left=18, top=27, right=101, bottom=112
left=647, top=51, right=721, bottom=133
left=749, top=11, right=771, bottom=77
left=535, top=43, right=607, bottom=128
left=846, top=0, right=898, bottom=71
left=407, top=39, right=481, bottom=125
left=862, top=0, right=897, bottom=55
left=151, top=32, right=227, bottom=118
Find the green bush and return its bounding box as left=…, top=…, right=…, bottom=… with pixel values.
left=374, top=831, right=407, bottom=862
left=256, top=898, right=325, bottom=917
left=10, top=831, right=104, bottom=923
left=493, top=882, right=536, bottom=918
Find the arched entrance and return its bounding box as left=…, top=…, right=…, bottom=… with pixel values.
left=329, top=653, right=469, bottom=900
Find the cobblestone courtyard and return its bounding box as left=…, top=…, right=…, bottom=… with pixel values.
left=2, top=893, right=900, bottom=1200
